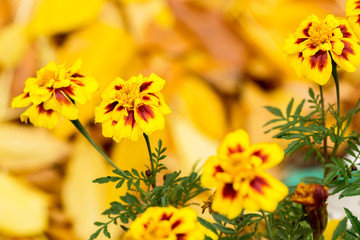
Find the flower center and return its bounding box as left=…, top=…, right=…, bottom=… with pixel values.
left=115, top=82, right=140, bottom=109
left=308, top=21, right=334, bottom=47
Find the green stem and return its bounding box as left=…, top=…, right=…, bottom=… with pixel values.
left=71, top=120, right=122, bottom=172
left=319, top=85, right=329, bottom=176
left=331, top=59, right=341, bottom=158
left=143, top=133, right=156, bottom=188
left=261, top=210, right=273, bottom=240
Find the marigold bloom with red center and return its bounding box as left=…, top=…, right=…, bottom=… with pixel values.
left=122, top=206, right=204, bottom=240
left=284, top=14, right=360, bottom=85
left=201, top=129, right=288, bottom=219
left=95, top=74, right=171, bottom=142
left=11, top=59, right=98, bottom=129
left=291, top=183, right=329, bottom=210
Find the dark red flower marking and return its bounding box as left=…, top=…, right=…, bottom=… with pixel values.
left=303, top=22, right=312, bottom=37
left=250, top=176, right=269, bottom=194
left=23, top=92, right=30, bottom=99
left=71, top=73, right=84, bottom=78
left=142, top=96, right=150, bottom=101
left=112, top=120, right=117, bottom=126
left=357, top=15, right=360, bottom=24
left=222, top=183, right=237, bottom=200
left=172, top=219, right=181, bottom=229
left=136, top=105, right=154, bottom=122
left=213, top=165, right=224, bottom=177
left=160, top=213, right=173, bottom=221
left=177, top=234, right=186, bottom=240
left=295, top=38, right=307, bottom=44
left=339, top=25, right=352, bottom=39
left=115, top=85, right=122, bottom=90
left=337, top=40, right=355, bottom=61
left=356, top=0, right=360, bottom=9
left=62, top=85, right=75, bottom=96
left=104, top=101, right=118, bottom=114
left=309, top=50, right=328, bottom=71
left=55, top=90, right=71, bottom=105
left=140, top=81, right=153, bottom=92
left=252, top=150, right=268, bottom=163
left=37, top=103, right=55, bottom=116
left=228, top=144, right=243, bottom=155
left=124, top=110, right=135, bottom=128
left=71, top=79, right=85, bottom=87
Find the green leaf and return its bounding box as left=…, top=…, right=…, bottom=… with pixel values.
left=323, top=170, right=338, bottom=185
left=238, top=233, right=254, bottom=240
left=197, top=217, right=218, bottom=235
left=264, top=106, right=284, bottom=118
left=332, top=217, right=347, bottom=240
left=103, top=226, right=111, bottom=238
left=344, top=208, right=360, bottom=235
left=213, top=223, right=236, bottom=235
left=89, top=228, right=101, bottom=240
left=93, top=176, right=120, bottom=184
left=94, top=222, right=104, bottom=226
left=295, top=99, right=306, bottom=115
left=286, top=98, right=294, bottom=119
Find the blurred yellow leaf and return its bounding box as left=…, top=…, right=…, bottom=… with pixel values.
left=0, top=24, right=29, bottom=68
left=323, top=219, right=341, bottom=240
left=0, top=172, right=48, bottom=236
left=28, top=0, right=105, bottom=36
left=177, top=75, right=227, bottom=140
left=62, top=138, right=120, bottom=240
left=0, top=123, right=70, bottom=173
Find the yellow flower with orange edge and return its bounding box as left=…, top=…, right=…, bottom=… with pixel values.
left=201, top=129, right=288, bottom=219
left=94, top=74, right=171, bottom=142
left=284, top=14, right=360, bottom=85
left=11, top=59, right=98, bottom=129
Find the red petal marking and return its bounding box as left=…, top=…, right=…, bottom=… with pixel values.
left=295, top=38, right=307, bottom=44
left=143, top=222, right=149, bottom=229
left=228, top=144, right=243, bottom=155
left=115, top=85, right=122, bottom=90
left=55, top=90, right=71, bottom=105
left=222, top=183, right=237, bottom=200
left=124, top=110, right=136, bottom=128
left=177, top=234, right=186, bottom=240
left=142, top=95, right=150, bottom=101
left=213, top=165, right=224, bottom=177
left=104, top=101, right=118, bottom=114
left=303, top=22, right=312, bottom=37
left=252, top=150, right=268, bottom=163
left=37, top=103, right=55, bottom=116
left=71, top=73, right=84, bottom=78
left=339, top=25, right=352, bottom=38
left=112, top=120, right=117, bottom=126
left=171, top=220, right=181, bottom=229
left=298, top=52, right=304, bottom=60
left=23, top=92, right=30, bottom=99
left=250, top=176, right=269, bottom=194
left=71, top=79, right=85, bottom=87
left=337, top=40, right=355, bottom=60
left=357, top=15, right=360, bottom=24
left=140, top=81, right=153, bottom=92
left=309, top=50, right=328, bottom=71
left=61, top=85, right=75, bottom=97
left=160, top=213, right=173, bottom=221
left=136, top=105, right=154, bottom=122
left=356, top=0, right=360, bottom=9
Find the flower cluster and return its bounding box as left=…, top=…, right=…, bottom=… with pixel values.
left=94, top=74, right=171, bottom=142
left=201, top=129, right=288, bottom=219
left=11, top=59, right=98, bottom=129
left=284, top=14, right=360, bottom=85
left=122, top=206, right=204, bottom=240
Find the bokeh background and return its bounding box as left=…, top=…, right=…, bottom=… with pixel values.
left=1, top=0, right=359, bottom=239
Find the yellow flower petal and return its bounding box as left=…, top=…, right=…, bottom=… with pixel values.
left=331, top=39, right=360, bottom=72
left=249, top=142, right=284, bottom=169
left=301, top=50, right=332, bottom=85
left=217, top=129, right=250, bottom=158
left=21, top=104, right=60, bottom=129
left=201, top=155, right=223, bottom=188
left=346, top=0, right=360, bottom=17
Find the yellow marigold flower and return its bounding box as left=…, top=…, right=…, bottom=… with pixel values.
left=284, top=14, right=360, bottom=85
left=11, top=59, right=98, bottom=129
left=201, top=129, right=288, bottom=219
left=122, top=206, right=204, bottom=240
left=95, top=74, right=171, bottom=142
left=346, top=0, right=360, bottom=40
